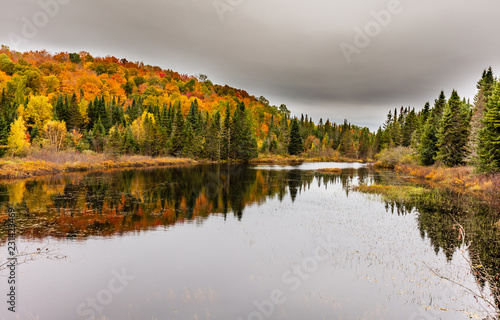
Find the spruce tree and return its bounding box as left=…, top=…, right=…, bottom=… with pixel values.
left=436, top=90, right=469, bottom=167
left=204, top=111, right=221, bottom=161
left=0, top=115, right=8, bottom=156
left=418, top=91, right=446, bottom=166
left=171, top=105, right=184, bottom=156
left=230, top=102, right=257, bottom=161
left=288, top=117, right=303, bottom=155
left=466, top=70, right=493, bottom=165
left=222, top=103, right=231, bottom=160
left=479, top=81, right=500, bottom=172
left=67, top=93, right=83, bottom=130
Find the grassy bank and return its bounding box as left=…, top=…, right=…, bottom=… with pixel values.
left=394, top=164, right=500, bottom=207
left=372, top=147, right=500, bottom=208
left=0, top=150, right=196, bottom=179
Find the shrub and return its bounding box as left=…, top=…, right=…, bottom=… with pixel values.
left=375, top=147, right=416, bottom=169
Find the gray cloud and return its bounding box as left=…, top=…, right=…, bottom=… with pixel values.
left=1, top=0, right=499, bottom=130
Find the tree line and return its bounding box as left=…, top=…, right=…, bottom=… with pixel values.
left=0, top=48, right=376, bottom=162
left=0, top=47, right=498, bottom=172
left=376, top=67, right=500, bottom=172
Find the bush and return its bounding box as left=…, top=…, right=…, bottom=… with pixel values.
left=375, top=147, right=416, bottom=169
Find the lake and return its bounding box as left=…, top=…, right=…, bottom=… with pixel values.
left=0, top=163, right=498, bottom=320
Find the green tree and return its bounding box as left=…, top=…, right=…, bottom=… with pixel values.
left=230, top=102, right=257, bottom=161
left=418, top=91, right=446, bottom=165
left=478, top=81, right=500, bottom=172
left=105, top=126, right=123, bottom=158
left=171, top=104, right=184, bottom=156
left=436, top=90, right=469, bottom=167
left=0, top=115, right=9, bottom=156
left=204, top=111, right=221, bottom=161
left=222, top=103, right=231, bottom=160
left=467, top=69, right=496, bottom=165
left=288, top=117, right=303, bottom=155
left=67, top=93, right=84, bottom=130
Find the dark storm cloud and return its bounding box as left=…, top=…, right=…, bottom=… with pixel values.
left=1, top=0, right=500, bottom=129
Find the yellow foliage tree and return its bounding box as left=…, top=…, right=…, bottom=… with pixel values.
left=8, top=116, right=30, bottom=156
left=43, top=120, right=67, bottom=151
left=25, top=95, right=53, bottom=129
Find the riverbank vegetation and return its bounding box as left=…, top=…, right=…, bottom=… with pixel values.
left=370, top=67, right=500, bottom=205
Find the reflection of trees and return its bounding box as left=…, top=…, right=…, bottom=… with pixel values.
left=0, top=166, right=358, bottom=240
left=371, top=171, right=500, bottom=313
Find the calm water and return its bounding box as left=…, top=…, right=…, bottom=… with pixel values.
left=0, top=163, right=498, bottom=320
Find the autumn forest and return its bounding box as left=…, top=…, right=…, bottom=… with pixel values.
left=0, top=46, right=499, bottom=174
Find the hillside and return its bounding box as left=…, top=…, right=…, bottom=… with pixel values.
left=0, top=46, right=372, bottom=162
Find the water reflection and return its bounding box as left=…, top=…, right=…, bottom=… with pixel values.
left=0, top=165, right=498, bottom=319
left=0, top=166, right=367, bottom=241
left=370, top=169, right=500, bottom=314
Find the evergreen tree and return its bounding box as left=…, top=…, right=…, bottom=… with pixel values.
left=466, top=69, right=496, bottom=165
left=418, top=91, right=446, bottom=165
left=105, top=126, right=123, bottom=157
left=67, top=93, right=83, bottom=130
left=0, top=115, right=9, bottom=156
left=402, top=108, right=417, bottom=147
left=171, top=104, right=184, bottom=156
left=54, top=94, right=67, bottom=122
left=288, top=117, right=303, bottom=155
left=230, top=102, right=257, bottom=161
left=182, top=122, right=196, bottom=158
left=91, top=117, right=106, bottom=152
left=222, top=103, right=231, bottom=160
left=436, top=90, right=469, bottom=167
left=122, top=126, right=138, bottom=154
left=204, top=111, right=221, bottom=161
left=478, top=81, right=500, bottom=172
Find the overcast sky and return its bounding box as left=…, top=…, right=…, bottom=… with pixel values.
left=1, top=0, right=500, bottom=130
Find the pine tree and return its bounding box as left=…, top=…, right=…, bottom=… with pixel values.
left=182, top=121, right=196, bottom=158
left=0, top=115, right=9, bottom=156
left=204, top=111, right=221, bottom=161
left=288, top=117, right=303, bottom=155
left=478, top=81, right=500, bottom=172
left=122, top=126, right=138, bottom=154
left=466, top=69, right=496, bottom=165
left=418, top=91, right=446, bottom=165
left=54, top=94, right=67, bottom=123
left=171, top=105, right=184, bottom=156
left=105, top=126, right=123, bottom=157
left=222, top=103, right=231, bottom=160
left=67, top=93, right=84, bottom=130
left=230, top=102, right=257, bottom=161
left=436, top=90, right=469, bottom=167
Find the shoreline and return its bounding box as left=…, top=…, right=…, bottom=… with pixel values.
left=0, top=153, right=370, bottom=180
left=0, top=155, right=198, bottom=180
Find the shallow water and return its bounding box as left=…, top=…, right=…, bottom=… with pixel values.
left=0, top=164, right=497, bottom=320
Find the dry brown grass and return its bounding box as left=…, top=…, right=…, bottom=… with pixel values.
left=394, top=163, right=500, bottom=207
left=0, top=150, right=197, bottom=179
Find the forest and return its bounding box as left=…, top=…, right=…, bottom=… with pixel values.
left=0, top=45, right=499, bottom=174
